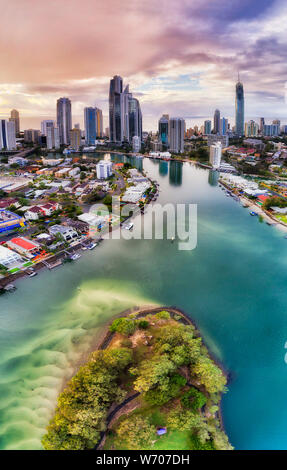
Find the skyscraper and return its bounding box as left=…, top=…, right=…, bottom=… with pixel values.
left=220, top=117, right=228, bottom=136
left=0, top=120, right=16, bottom=150
left=235, top=78, right=244, bottom=136
left=209, top=142, right=222, bottom=169
left=95, top=108, right=103, bottom=138
left=204, top=120, right=212, bottom=135
left=109, top=75, right=124, bottom=143
left=41, top=120, right=55, bottom=136
left=84, top=107, right=97, bottom=145
left=46, top=125, right=60, bottom=150
left=260, top=117, right=265, bottom=134
left=109, top=76, right=142, bottom=144
left=70, top=127, right=82, bottom=151
left=159, top=115, right=169, bottom=146
left=129, top=97, right=142, bottom=142
left=169, top=118, right=185, bottom=153
left=9, top=110, right=20, bottom=136
left=57, top=97, right=72, bottom=145
left=213, top=109, right=220, bottom=134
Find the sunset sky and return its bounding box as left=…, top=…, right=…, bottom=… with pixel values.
left=1, top=0, right=287, bottom=131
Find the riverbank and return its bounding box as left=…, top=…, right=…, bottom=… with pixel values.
left=219, top=179, right=287, bottom=233
left=42, top=305, right=231, bottom=451
left=0, top=158, right=159, bottom=291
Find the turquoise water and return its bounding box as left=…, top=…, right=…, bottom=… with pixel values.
left=1, top=155, right=287, bottom=449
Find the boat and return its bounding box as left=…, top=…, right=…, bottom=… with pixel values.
left=250, top=211, right=258, bottom=216
left=70, top=253, right=81, bottom=261
left=81, top=245, right=88, bottom=251
left=4, top=284, right=16, bottom=291
left=28, top=270, right=37, bottom=277
left=87, top=242, right=97, bottom=250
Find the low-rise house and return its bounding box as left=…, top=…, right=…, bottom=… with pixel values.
left=24, top=206, right=43, bottom=220
left=6, top=237, right=41, bottom=258
left=48, top=224, right=79, bottom=242
left=0, top=198, right=19, bottom=209
left=24, top=202, right=61, bottom=220
left=65, top=218, right=89, bottom=234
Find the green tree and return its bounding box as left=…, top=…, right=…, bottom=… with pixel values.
left=115, top=416, right=156, bottom=450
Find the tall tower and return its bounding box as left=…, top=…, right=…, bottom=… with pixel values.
left=213, top=109, right=220, bottom=134
left=9, top=109, right=20, bottom=136
left=159, top=115, right=169, bottom=146
left=57, top=97, right=72, bottom=145
left=109, top=75, right=123, bottom=143
left=169, top=117, right=185, bottom=153
left=235, top=76, right=244, bottom=136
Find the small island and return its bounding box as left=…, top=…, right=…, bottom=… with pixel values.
left=42, top=308, right=233, bottom=451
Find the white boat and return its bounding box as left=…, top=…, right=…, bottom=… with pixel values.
left=70, top=253, right=81, bottom=261
left=87, top=242, right=97, bottom=250
left=29, top=271, right=37, bottom=277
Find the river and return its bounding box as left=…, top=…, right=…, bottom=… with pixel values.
left=0, top=153, right=287, bottom=450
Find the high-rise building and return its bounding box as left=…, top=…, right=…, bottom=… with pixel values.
left=264, top=124, right=280, bottom=137
left=57, top=97, right=72, bottom=145
left=95, top=108, right=103, bottom=138
left=41, top=120, right=55, bottom=136
left=213, top=109, right=220, bottom=134
left=129, top=97, right=142, bottom=142
left=235, top=78, right=244, bottom=136
left=260, top=117, right=265, bottom=134
left=46, top=125, right=60, bottom=150
left=24, top=129, right=40, bottom=143
left=209, top=142, right=222, bottom=169
left=159, top=115, right=169, bottom=145
left=109, top=75, right=124, bottom=143
left=132, top=135, right=141, bottom=153
left=84, top=107, right=97, bottom=145
left=9, top=110, right=20, bottom=136
left=169, top=118, right=185, bottom=153
left=109, top=76, right=142, bottom=144
left=0, top=120, right=16, bottom=150
left=204, top=120, right=212, bottom=135
left=245, top=120, right=259, bottom=137
left=96, top=161, right=113, bottom=179
left=84, top=107, right=104, bottom=144
left=70, top=127, right=82, bottom=151
left=220, top=117, right=228, bottom=136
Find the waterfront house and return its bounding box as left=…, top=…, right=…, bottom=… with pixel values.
left=48, top=224, right=79, bottom=242
left=6, top=237, right=41, bottom=258
left=0, top=245, right=23, bottom=269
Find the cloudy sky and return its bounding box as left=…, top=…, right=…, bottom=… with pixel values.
left=1, top=0, right=287, bottom=131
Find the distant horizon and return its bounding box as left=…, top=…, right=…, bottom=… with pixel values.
left=1, top=0, right=287, bottom=132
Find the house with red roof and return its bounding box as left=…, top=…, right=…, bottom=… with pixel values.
left=257, top=195, right=269, bottom=205
left=6, top=237, right=41, bottom=258
left=24, top=202, right=61, bottom=220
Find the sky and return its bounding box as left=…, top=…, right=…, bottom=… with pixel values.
left=1, top=0, right=287, bottom=131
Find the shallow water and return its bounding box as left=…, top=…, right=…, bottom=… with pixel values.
left=1, top=155, right=287, bottom=449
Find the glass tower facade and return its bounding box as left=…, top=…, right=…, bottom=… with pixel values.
left=159, top=115, right=169, bottom=146
left=235, top=80, right=244, bottom=136
left=84, top=107, right=96, bottom=145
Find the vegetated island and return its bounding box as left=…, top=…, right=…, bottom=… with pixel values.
left=42, top=307, right=233, bottom=451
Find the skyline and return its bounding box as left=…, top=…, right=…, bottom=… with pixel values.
left=1, top=0, right=287, bottom=130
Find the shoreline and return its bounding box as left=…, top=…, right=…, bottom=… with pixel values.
left=0, top=156, right=159, bottom=291
left=219, top=179, right=287, bottom=234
